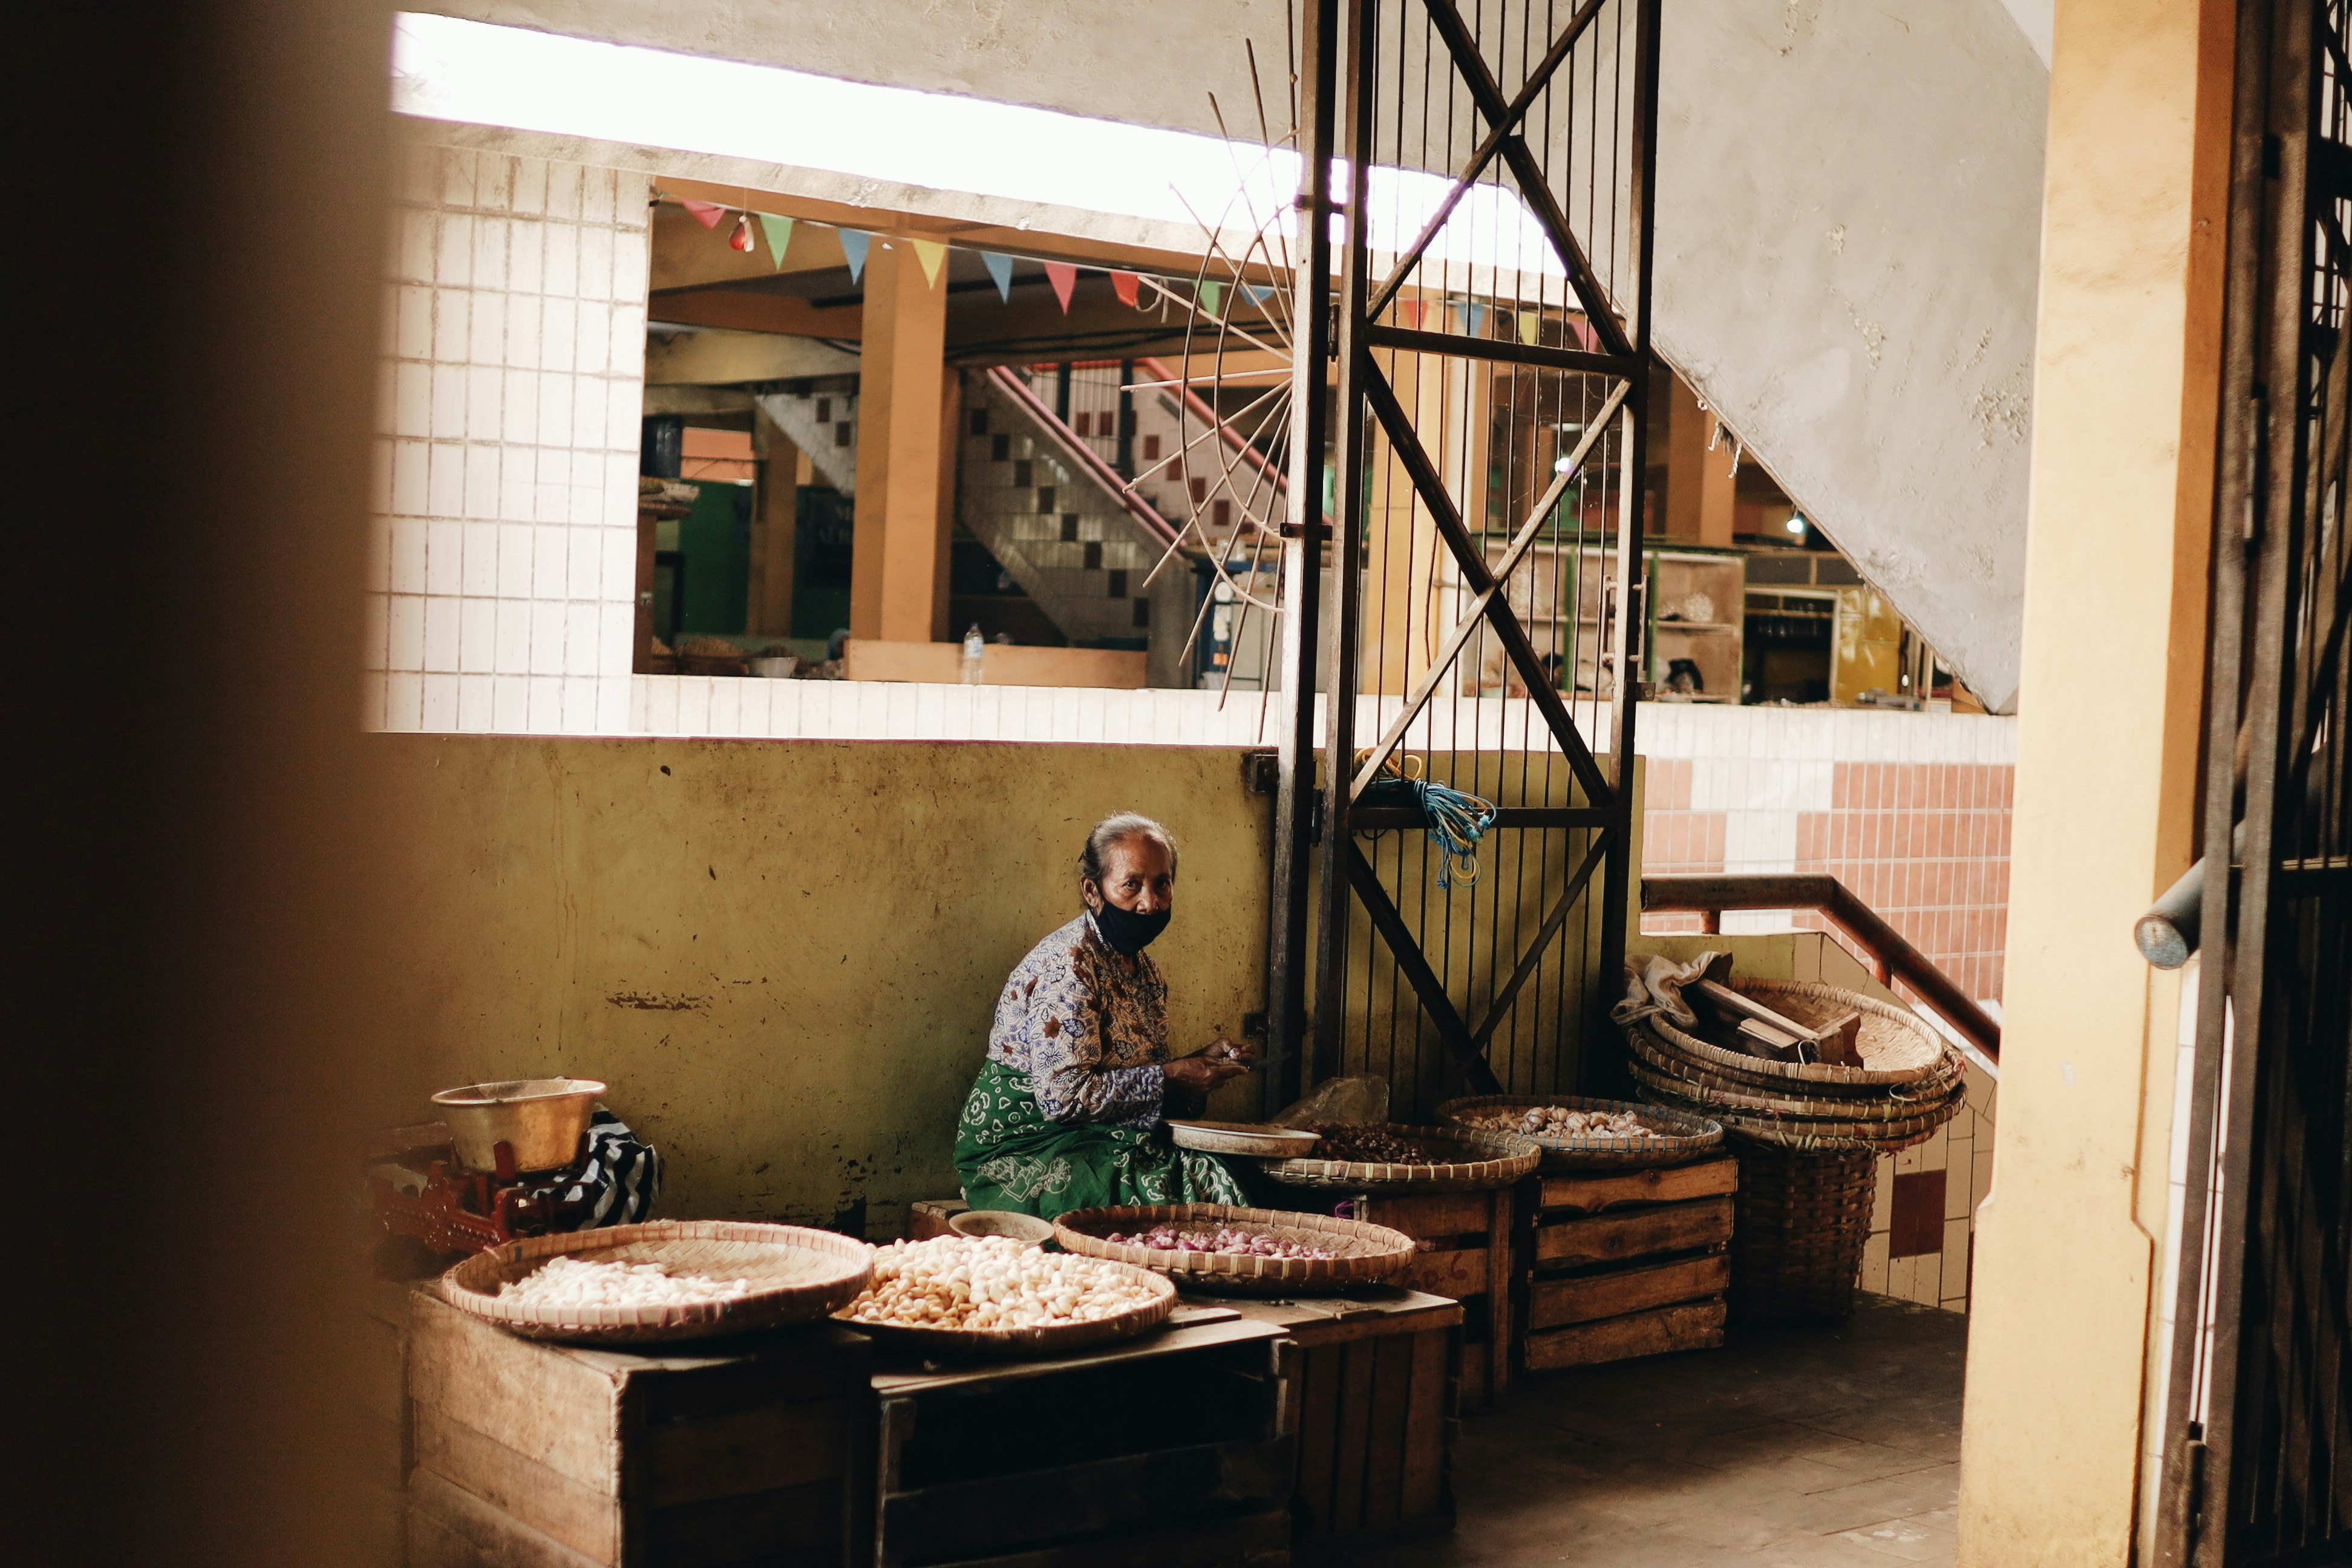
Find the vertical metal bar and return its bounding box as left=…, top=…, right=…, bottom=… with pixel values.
left=1264, top=0, right=1341, bottom=1116
left=1117, top=358, right=1137, bottom=480
left=1312, top=0, right=1380, bottom=1082
left=1590, top=0, right=1659, bottom=1088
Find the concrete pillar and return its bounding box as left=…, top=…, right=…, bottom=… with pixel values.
left=849, top=241, right=951, bottom=643
left=1665, top=375, right=1736, bottom=547
left=749, top=411, right=806, bottom=638
left=1953, top=0, right=2232, bottom=1562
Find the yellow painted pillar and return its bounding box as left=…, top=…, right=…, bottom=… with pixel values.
left=849, top=241, right=951, bottom=643
left=1954, top=0, right=2232, bottom=1562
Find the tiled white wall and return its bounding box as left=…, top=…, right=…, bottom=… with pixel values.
left=364, top=143, right=650, bottom=734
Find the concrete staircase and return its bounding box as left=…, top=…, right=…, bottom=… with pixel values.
left=753, top=385, right=859, bottom=494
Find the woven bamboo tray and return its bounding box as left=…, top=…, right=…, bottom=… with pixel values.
left=1053, top=1203, right=1417, bottom=1295
left=1645, top=979, right=1955, bottom=1088
left=1631, top=1067, right=1958, bottom=1154
left=1436, top=1094, right=1723, bottom=1171
left=1628, top=1033, right=1962, bottom=1123
left=1258, top=1124, right=1541, bottom=1192
left=441, top=1220, right=875, bottom=1345
left=1728, top=1138, right=1879, bottom=1322
left=835, top=1253, right=1175, bottom=1357
left=1168, top=1120, right=1322, bottom=1158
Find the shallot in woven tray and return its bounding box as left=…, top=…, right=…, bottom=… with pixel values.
left=1053, top=1203, right=1417, bottom=1295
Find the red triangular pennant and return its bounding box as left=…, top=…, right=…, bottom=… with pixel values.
left=1044, top=261, right=1078, bottom=313
left=681, top=199, right=727, bottom=229
left=1111, top=270, right=1142, bottom=308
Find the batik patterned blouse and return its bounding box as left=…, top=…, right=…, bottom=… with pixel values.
left=988, top=913, right=1168, bottom=1126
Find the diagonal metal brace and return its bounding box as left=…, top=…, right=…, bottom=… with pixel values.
left=1344, top=840, right=1506, bottom=1094
left=1470, top=834, right=1610, bottom=1050
left=1362, top=360, right=1616, bottom=808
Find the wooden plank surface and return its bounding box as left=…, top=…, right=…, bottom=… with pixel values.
left=1362, top=1333, right=1415, bottom=1532
left=414, top=1408, right=620, bottom=1563
left=1362, top=1191, right=1493, bottom=1238
left=408, top=1292, right=625, bottom=1497
left=867, top=1318, right=1281, bottom=1394
left=1396, top=1245, right=1488, bottom=1298
left=639, top=1397, right=848, bottom=1508
left=931, top=1504, right=1292, bottom=1568
left=1521, top=1299, right=1728, bottom=1371
left=1537, top=1156, right=1738, bottom=1215
left=1397, top=1328, right=1449, bottom=1524
left=1295, top=1342, right=1341, bottom=1536
left=643, top=1478, right=842, bottom=1568
left=1213, top=1287, right=1463, bottom=1348
left=878, top=1437, right=1290, bottom=1564
left=1486, top=1184, right=1513, bottom=1403
left=1527, top=1255, right=1732, bottom=1330
left=1534, top=1196, right=1733, bottom=1267
left=1330, top=1341, right=1377, bottom=1532
left=409, top=1466, right=610, bottom=1568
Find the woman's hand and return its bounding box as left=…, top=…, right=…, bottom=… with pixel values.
left=1165, top=1052, right=1250, bottom=1096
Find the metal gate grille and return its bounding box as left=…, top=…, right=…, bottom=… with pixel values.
left=2157, top=0, right=2352, bottom=1560
left=1265, top=0, right=1659, bottom=1116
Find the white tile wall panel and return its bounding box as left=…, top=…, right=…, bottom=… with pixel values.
left=367, top=141, right=648, bottom=736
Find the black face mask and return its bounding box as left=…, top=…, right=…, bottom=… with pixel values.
left=1091, top=900, right=1171, bottom=955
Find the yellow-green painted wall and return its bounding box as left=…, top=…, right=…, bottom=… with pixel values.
left=374, top=737, right=1273, bottom=1235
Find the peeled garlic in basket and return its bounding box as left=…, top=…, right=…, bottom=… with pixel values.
left=838, top=1235, right=1159, bottom=1330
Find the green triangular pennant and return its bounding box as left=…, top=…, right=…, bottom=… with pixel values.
left=757, top=213, right=794, bottom=269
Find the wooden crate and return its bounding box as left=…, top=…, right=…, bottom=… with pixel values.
left=867, top=1309, right=1292, bottom=1567
left=405, top=1286, right=872, bottom=1568
left=1517, top=1155, right=1736, bottom=1373
left=1351, top=1188, right=1512, bottom=1410
left=1224, top=1290, right=1460, bottom=1556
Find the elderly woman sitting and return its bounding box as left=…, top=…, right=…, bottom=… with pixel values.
left=955, top=812, right=1258, bottom=1220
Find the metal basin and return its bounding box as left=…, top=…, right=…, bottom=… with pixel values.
left=430, top=1077, right=606, bottom=1175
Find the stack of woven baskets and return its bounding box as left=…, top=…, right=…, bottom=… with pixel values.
left=1624, top=975, right=1966, bottom=1323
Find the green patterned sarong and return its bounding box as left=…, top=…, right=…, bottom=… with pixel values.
left=953, top=1059, right=1247, bottom=1220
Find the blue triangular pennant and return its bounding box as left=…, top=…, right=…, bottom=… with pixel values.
left=982, top=251, right=1015, bottom=302
left=1460, top=301, right=1488, bottom=336
left=838, top=229, right=872, bottom=285
left=1244, top=283, right=1274, bottom=306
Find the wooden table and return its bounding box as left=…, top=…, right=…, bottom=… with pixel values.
left=865, top=1303, right=1293, bottom=1567
left=1215, top=1289, right=1462, bottom=1555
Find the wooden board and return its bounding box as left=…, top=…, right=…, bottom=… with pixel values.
left=1359, top=1190, right=1494, bottom=1239
left=410, top=1466, right=609, bottom=1568
left=1535, top=1155, right=1739, bottom=1215
left=1521, top=1299, right=1728, bottom=1371
left=932, top=1506, right=1292, bottom=1568
left=1533, top=1195, right=1733, bottom=1267
left=1526, top=1255, right=1731, bottom=1331
left=1395, top=1244, right=1488, bottom=1299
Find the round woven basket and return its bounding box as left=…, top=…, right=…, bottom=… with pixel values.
left=1628, top=1033, right=1962, bottom=1123
left=1258, top=1124, right=1541, bottom=1192
left=442, top=1220, right=875, bottom=1345
left=835, top=1255, right=1175, bottom=1357
left=1436, top=1094, right=1723, bottom=1171
left=1630, top=1063, right=1959, bottom=1155
left=1644, top=979, right=1953, bottom=1088
left=1728, top=1138, right=1880, bottom=1323
left=1053, top=1204, right=1416, bottom=1295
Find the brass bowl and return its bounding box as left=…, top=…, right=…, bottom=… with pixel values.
left=429, top=1077, right=606, bottom=1175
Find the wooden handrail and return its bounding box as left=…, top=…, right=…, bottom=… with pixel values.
left=1641, top=872, right=2002, bottom=1070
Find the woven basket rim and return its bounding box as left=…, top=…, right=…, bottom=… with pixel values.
left=442, top=1220, right=875, bottom=1344
left=1052, top=1204, right=1416, bottom=1290
left=834, top=1252, right=1175, bottom=1356
left=1632, top=1027, right=1967, bottom=1101
left=1636, top=1069, right=1961, bottom=1153
left=1641, top=978, right=1954, bottom=1086
left=1258, top=1123, right=1542, bottom=1191
left=1628, top=1034, right=1962, bottom=1121
left=1436, top=1094, right=1723, bottom=1151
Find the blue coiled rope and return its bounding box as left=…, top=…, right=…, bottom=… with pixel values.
left=1361, top=775, right=1498, bottom=890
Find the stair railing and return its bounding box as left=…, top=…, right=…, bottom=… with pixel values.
left=984, top=365, right=1181, bottom=547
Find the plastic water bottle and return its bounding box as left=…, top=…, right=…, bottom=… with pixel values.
left=961, top=623, right=985, bottom=685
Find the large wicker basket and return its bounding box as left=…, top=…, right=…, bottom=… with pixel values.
left=1256, top=1124, right=1541, bottom=1192
left=442, top=1220, right=875, bottom=1345
left=835, top=1253, right=1176, bottom=1357
left=1436, top=1094, right=1723, bottom=1171
left=1645, top=978, right=1953, bottom=1088
left=1727, top=1139, right=1880, bottom=1323
left=1053, top=1204, right=1417, bottom=1295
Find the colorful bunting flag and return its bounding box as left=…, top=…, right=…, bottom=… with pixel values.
left=681, top=198, right=727, bottom=229
left=757, top=213, right=794, bottom=269
left=1244, top=283, right=1274, bottom=307
left=838, top=229, right=872, bottom=285
left=1111, top=270, right=1142, bottom=308
left=1200, top=280, right=1224, bottom=318
left=982, top=252, right=1016, bottom=301
left=1044, top=261, right=1078, bottom=313
left=912, top=238, right=949, bottom=288
left=1518, top=310, right=1543, bottom=345
left=1395, top=299, right=1422, bottom=330
left=1462, top=301, right=1488, bottom=336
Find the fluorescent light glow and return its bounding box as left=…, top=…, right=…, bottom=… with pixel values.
left=391, top=13, right=1566, bottom=279
left=1785, top=512, right=1807, bottom=535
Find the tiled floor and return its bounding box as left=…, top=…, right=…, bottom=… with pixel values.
left=1358, top=1295, right=1966, bottom=1567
